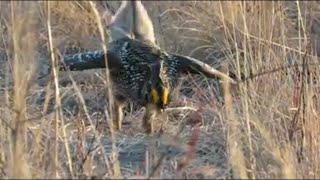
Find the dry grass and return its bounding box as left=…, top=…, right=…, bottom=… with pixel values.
left=0, top=1, right=320, bottom=179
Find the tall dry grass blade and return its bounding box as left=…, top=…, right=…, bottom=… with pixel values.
left=252, top=118, right=296, bottom=179
left=239, top=2, right=256, bottom=178
left=46, top=1, right=74, bottom=178
left=88, top=1, right=121, bottom=178
left=223, top=79, right=248, bottom=179
left=220, top=3, right=248, bottom=179
left=292, top=0, right=309, bottom=164
left=63, top=69, right=113, bottom=177
left=8, top=1, right=38, bottom=178
left=54, top=9, right=118, bottom=176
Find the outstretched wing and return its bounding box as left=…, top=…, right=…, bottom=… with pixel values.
left=169, top=53, right=236, bottom=84
left=58, top=50, right=122, bottom=71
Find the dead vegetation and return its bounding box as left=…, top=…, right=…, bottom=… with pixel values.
left=0, top=1, right=319, bottom=179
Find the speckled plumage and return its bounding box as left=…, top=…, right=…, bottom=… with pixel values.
left=60, top=37, right=184, bottom=106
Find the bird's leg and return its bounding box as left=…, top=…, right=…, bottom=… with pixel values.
left=143, top=104, right=157, bottom=134
left=114, top=103, right=124, bottom=130
left=114, top=95, right=126, bottom=130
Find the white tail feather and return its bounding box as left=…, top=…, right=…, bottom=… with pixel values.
left=103, top=1, right=155, bottom=43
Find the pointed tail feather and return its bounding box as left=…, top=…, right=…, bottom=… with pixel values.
left=171, top=54, right=237, bottom=84
left=105, top=1, right=155, bottom=43
left=131, top=0, right=155, bottom=43
left=107, top=1, right=133, bottom=41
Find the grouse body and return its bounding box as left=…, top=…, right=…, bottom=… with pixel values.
left=57, top=0, right=235, bottom=133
